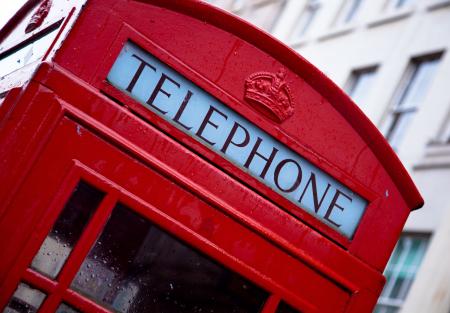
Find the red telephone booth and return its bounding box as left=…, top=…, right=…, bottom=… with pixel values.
left=0, top=1, right=423, bottom=312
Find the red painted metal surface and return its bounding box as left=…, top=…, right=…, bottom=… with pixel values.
left=0, top=0, right=423, bottom=312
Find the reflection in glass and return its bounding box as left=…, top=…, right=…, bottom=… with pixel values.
left=3, top=282, right=46, bottom=313
left=31, top=181, right=104, bottom=279
left=276, top=301, right=301, bottom=313
left=71, top=203, right=268, bottom=313
left=55, top=303, right=80, bottom=313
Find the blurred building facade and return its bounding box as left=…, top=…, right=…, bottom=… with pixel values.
left=207, top=0, right=450, bottom=312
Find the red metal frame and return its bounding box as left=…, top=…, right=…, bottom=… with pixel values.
left=0, top=0, right=423, bottom=312
left=97, top=23, right=378, bottom=249
left=1, top=96, right=347, bottom=312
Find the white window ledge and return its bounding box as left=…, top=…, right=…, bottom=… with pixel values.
left=367, top=9, right=413, bottom=28
left=413, top=142, right=450, bottom=170
left=289, top=37, right=309, bottom=49
left=427, top=0, right=450, bottom=11
left=317, top=24, right=355, bottom=41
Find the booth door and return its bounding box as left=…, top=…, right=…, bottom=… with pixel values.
left=0, top=116, right=281, bottom=313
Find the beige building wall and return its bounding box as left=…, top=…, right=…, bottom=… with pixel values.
left=207, top=0, right=450, bottom=312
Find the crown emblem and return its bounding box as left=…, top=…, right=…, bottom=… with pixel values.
left=244, top=69, right=294, bottom=123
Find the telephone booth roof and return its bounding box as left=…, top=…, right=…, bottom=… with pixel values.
left=1, top=0, right=424, bottom=255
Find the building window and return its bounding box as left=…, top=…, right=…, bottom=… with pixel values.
left=344, top=66, right=378, bottom=109
left=231, top=0, right=246, bottom=11
left=238, top=0, right=287, bottom=32
left=385, top=0, right=416, bottom=11
left=442, top=116, right=450, bottom=143
left=290, top=0, right=321, bottom=41
left=381, top=53, right=442, bottom=150
left=375, top=234, right=429, bottom=313
left=335, top=0, right=364, bottom=25
left=432, top=107, right=450, bottom=144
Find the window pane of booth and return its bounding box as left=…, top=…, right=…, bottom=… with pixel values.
left=71, top=203, right=268, bottom=313
left=55, top=303, right=80, bottom=313
left=3, top=282, right=46, bottom=313
left=276, top=301, right=301, bottom=313
left=30, top=181, right=105, bottom=279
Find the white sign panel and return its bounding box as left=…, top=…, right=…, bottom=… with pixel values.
left=107, top=42, right=368, bottom=238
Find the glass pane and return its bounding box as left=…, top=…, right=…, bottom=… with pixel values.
left=394, top=0, right=415, bottom=9
left=380, top=271, right=392, bottom=298
left=71, top=203, right=268, bottom=313
left=3, top=283, right=46, bottom=313
left=390, top=274, right=405, bottom=299
left=346, top=68, right=377, bottom=107
left=377, top=235, right=429, bottom=310
left=31, top=181, right=105, bottom=279
left=277, top=301, right=301, bottom=313
left=339, top=0, right=362, bottom=24
left=386, top=111, right=414, bottom=149
left=383, top=56, right=440, bottom=148
left=374, top=305, right=399, bottom=313
left=387, top=239, right=405, bottom=266
left=291, top=2, right=320, bottom=40
left=243, top=1, right=285, bottom=31
left=55, top=303, right=80, bottom=313
left=398, top=58, right=440, bottom=109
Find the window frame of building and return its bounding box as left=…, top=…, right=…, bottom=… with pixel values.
left=334, top=0, right=364, bottom=26
left=375, top=233, right=430, bottom=313
left=384, top=0, right=417, bottom=12
left=344, top=65, right=378, bottom=109
left=231, top=0, right=246, bottom=11
left=235, top=0, right=287, bottom=32
left=433, top=107, right=450, bottom=143
left=289, top=0, right=321, bottom=42
left=381, top=52, right=442, bottom=150
left=443, top=118, right=450, bottom=143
